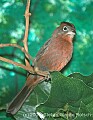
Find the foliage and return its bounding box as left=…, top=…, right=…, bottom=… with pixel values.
left=1, top=72, right=93, bottom=120
left=0, top=0, right=93, bottom=120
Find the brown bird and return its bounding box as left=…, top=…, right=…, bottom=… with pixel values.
left=7, top=22, right=76, bottom=115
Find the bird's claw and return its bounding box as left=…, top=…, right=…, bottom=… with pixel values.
left=44, top=72, right=51, bottom=81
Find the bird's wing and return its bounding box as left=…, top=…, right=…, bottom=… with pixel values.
left=36, top=38, right=51, bottom=61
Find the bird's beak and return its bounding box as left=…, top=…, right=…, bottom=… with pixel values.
left=67, top=28, right=76, bottom=36
left=72, top=28, right=76, bottom=34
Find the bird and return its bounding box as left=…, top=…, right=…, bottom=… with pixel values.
left=6, top=22, right=76, bottom=115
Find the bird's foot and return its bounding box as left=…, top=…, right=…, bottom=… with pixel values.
left=34, top=66, right=50, bottom=77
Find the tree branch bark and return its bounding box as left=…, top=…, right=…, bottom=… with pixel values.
left=0, top=0, right=49, bottom=78
left=23, top=0, right=32, bottom=67
left=0, top=56, right=33, bottom=72
left=0, top=43, right=34, bottom=62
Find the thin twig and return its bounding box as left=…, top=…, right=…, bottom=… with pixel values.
left=23, top=0, right=32, bottom=67
left=0, top=0, right=49, bottom=78
left=0, top=43, right=34, bottom=62
left=0, top=56, right=33, bottom=72
left=0, top=53, right=24, bottom=63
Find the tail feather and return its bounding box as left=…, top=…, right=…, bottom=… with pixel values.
left=6, top=84, right=34, bottom=115
left=6, top=75, right=44, bottom=115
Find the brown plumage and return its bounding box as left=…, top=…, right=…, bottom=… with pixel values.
left=7, top=22, right=76, bottom=115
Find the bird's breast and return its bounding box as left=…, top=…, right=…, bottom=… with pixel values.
left=36, top=37, right=73, bottom=71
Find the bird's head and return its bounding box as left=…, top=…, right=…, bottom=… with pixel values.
left=52, top=22, right=76, bottom=40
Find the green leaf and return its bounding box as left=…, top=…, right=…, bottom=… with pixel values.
left=15, top=105, right=38, bottom=120
left=36, top=72, right=93, bottom=119
left=75, top=102, right=93, bottom=120
left=15, top=82, right=50, bottom=120
left=69, top=73, right=93, bottom=88
left=0, top=109, right=15, bottom=120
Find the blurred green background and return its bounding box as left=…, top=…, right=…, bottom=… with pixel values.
left=0, top=0, right=93, bottom=118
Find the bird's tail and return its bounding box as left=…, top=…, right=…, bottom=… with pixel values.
left=6, top=75, right=43, bottom=115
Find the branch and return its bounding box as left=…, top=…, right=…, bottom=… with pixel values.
left=0, top=54, right=49, bottom=77
left=0, top=56, right=33, bottom=72
left=0, top=53, right=24, bottom=63
left=0, top=44, right=34, bottom=62
left=23, top=0, right=32, bottom=67
left=0, top=0, right=49, bottom=78
left=22, top=0, right=49, bottom=77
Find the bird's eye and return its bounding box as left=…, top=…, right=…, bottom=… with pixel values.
left=63, top=26, right=68, bottom=31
